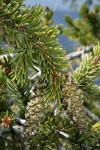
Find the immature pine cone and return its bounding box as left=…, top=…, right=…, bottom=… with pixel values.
left=62, top=75, right=87, bottom=132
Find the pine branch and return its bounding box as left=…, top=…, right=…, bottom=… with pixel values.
left=63, top=4, right=100, bottom=45
left=0, top=1, right=69, bottom=82
left=73, top=43, right=100, bottom=82
left=73, top=43, right=100, bottom=100
left=0, top=0, right=70, bottom=103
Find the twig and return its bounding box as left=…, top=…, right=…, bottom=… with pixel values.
left=66, top=46, right=93, bottom=60
left=56, top=130, right=69, bottom=138
left=85, top=108, right=100, bottom=122
left=15, top=117, right=26, bottom=126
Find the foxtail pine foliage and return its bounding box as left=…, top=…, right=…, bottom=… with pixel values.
left=0, top=0, right=100, bottom=150
left=64, top=3, right=100, bottom=46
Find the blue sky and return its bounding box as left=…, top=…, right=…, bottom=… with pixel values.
left=24, top=0, right=71, bottom=11
left=24, top=0, right=100, bottom=11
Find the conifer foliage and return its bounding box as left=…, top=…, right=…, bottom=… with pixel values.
left=63, top=3, right=100, bottom=46
left=0, top=0, right=100, bottom=150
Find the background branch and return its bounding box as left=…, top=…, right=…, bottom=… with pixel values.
left=85, top=108, right=100, bottom=122
left=66, top=46, right=93, bottom=60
